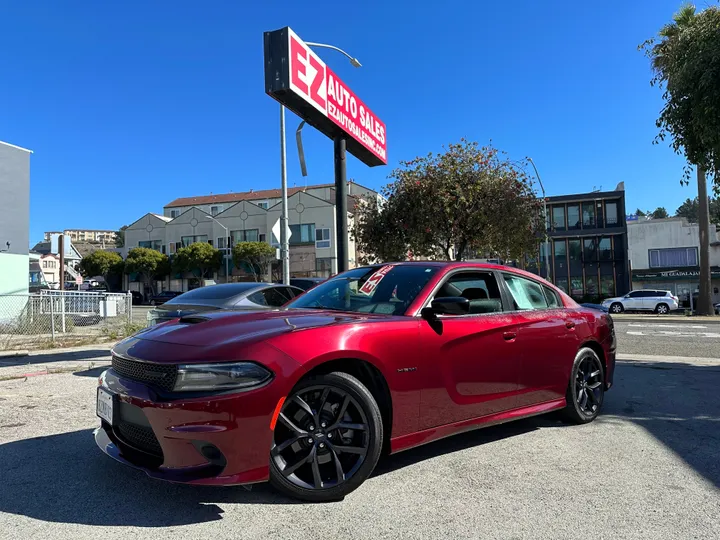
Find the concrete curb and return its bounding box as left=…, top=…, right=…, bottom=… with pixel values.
left=0, top=350, right=29, bottom=359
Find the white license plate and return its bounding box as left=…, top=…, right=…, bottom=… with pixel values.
left=97, top=388, right=114, bottom=424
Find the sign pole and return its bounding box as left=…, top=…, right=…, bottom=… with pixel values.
left=280, top=104, right=290, bottom=285
left=334, top=136, right=348, bottom=274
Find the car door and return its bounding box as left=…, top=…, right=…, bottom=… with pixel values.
left=500, top=272, right=582, bottom=408
left=418, top=270, right=522, bottom=429
left=623, top=291, right=644, bottom=310
left=642, top=290, right=663, bottom=311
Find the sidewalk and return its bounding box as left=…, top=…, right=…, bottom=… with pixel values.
left=0, top=343, right=113, bottom=380
left=611, top=313, right=720, bottom=323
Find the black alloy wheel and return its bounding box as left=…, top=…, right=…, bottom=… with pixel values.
left=562, top=348, right=604, bottom=424
left=269, top=372, right=383, bottom=502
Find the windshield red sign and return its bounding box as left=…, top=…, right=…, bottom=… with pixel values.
left=264, top=27, right=387, bottom=167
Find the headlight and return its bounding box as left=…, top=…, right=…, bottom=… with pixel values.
left=174, top=362, right=272, bottom=392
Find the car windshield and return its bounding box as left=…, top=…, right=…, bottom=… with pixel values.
left=286, top=265, right=439, bottom=315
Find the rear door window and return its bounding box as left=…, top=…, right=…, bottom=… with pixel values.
left=262, top=288, right=292, bottom=307
left=503, top=274, right=549, bottom=311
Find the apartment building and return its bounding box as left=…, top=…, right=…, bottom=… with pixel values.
left=523, top=185, right=631, bottom=299
left=124, top=182, right=378, bottom=292
left=44, top=229, right=117, bottom=244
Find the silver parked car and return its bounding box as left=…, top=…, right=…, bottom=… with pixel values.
left=602, top=289, right=679, bottom=315
left=146, top=283, right=304, bottom=326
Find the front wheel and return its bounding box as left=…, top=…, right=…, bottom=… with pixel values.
left=609, top=302, right=624, bottom=314
left=562, top=348, right=605, bottom=424
left=269, top=372, right=383, bottom=502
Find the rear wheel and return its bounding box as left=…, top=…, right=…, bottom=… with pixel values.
left=655, top=303, right=669, bottom=314
left=562, top=348, right=604, bottom=424
left=269, top=372, right=383, bottom=502
left=609, top=302, right=623, bottom=314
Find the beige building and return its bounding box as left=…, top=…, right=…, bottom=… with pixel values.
left=122, top=182, right=378, bottom=293
left=44, top=229, right=117, bottom=244
left=39, top=253, right=62, bottom=289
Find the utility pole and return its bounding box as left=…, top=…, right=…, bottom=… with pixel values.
left=280, top=104, right=290, bottom=285
left=697, top=165, right=712, bottom=315
left=58, top=234, right=65, bottom=291
left=334, top=136, right=348, bottom=273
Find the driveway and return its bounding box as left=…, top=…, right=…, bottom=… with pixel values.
left=0, top=352, right=718, bottom=539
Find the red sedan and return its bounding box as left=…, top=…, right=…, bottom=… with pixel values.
left=95, top=262, right=616, bottom=502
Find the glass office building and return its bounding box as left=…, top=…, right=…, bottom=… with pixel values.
left=524, top=189, right=630, bottom=300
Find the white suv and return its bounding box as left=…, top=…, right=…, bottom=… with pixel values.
left=602, top=290, right=679, bottom=315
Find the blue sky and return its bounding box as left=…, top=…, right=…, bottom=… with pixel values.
left=0, top=1, right=696, bottom=245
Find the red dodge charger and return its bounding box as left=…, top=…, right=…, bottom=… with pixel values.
left=95, top=262, right=616, bottom=502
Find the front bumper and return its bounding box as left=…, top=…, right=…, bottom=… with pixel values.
left=95, top=367, right=286, bottom=486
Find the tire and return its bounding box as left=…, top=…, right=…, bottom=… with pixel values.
left=269, top=371, right=383, bottom=502
left=609, top=302, right=624, bottom=314
left=562, top=347, right=605, bottom=424
left=655, top=303, right=669, bottom=315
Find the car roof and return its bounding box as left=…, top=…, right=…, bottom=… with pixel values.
left=348, top=261, right=549, bottom=280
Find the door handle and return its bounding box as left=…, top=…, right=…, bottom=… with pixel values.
left=503, top=331, right=517, bottom=341
left=565, top=321, right=576, bottom=329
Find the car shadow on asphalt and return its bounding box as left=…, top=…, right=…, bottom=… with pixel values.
left=601, top=361, right=720, bottom=490
left=73, top=366, right=109, bottom=378
left=0, top=349, right=111, bottom=368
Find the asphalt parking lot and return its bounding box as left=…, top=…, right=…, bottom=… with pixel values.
left=1, top=320, right=719, bottom=539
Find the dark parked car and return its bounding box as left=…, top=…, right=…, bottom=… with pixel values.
left=148, top=291, right=182, bottom=305
left=97, top=262, right=616, bottom=502
left=146, top=283, right=304, bottom=326
left=580, top=303, right=609, bottom=313
left=275, top=277, right=326, bottom=291
left=129, top=291, right=144, bottom=305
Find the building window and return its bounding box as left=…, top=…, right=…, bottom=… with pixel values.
left=170, top=209, right=180, bottom=218
left=259, top=233, right=266, bottom=243
left=315, top=228, right=331, bottom=249
left=211, top=206, right=222, bottom=216
left=552, top=206, right=566, bottom=231
left=599, top=237, right=612, bottom=260
left=231, top=229, right=259, bottom=244
left=583, top=238, right=597, bottom=262
left=180, top=235, right=208, bottom=247
left=217, top=237, right=226, bottom=249
left=600, top=275, right=614, bottom=296
left=139, top=240, right=163, bottom=251
left=649, top=247, right=698, bottom=268
left=42, top=261, right=47, bottom=268
left=567, top=205, right=581, bottom=230
left=316, top=257, right=333, bottom=276
left=290, top=223, right=316, bottom=245
left=605, top=201, right=619, bottom=227
left=257, top=201, right=269, bottom=210
left=582, top=202, right=596, bottom=228
left=169, top=242, right=177, bottom=254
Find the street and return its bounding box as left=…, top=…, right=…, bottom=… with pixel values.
left=1, top=318, right=719, bottom=539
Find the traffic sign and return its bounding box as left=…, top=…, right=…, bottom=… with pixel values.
left=271, top=218, right=292, bottom=246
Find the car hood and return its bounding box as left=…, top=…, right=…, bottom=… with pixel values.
left=131, top=308, right=387, bottom=347
left=602, top=297, right=623, bottom=303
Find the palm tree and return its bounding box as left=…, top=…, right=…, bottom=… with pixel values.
left=644, top=4, right=715, bottom=315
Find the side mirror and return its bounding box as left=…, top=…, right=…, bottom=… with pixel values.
left=422, top=297, right=470, bottom=318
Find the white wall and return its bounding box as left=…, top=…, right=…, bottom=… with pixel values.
left=628, top=218, right=720, bottom=270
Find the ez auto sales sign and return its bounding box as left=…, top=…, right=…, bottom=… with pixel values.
left=264, top=27, right=387, bottom=167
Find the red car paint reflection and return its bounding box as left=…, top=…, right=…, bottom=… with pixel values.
left=95, top=262, right=615, bottom=501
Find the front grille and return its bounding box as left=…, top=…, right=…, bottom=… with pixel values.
left=111, top=355, right=177, bottom=392
left=115, top=422, right=163, bottom=456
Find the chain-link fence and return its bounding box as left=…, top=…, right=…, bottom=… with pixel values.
left=0, top=290, right=134, bottom=351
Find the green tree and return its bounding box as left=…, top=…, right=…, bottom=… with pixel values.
left=675, top=197, right=720, bottom=223
left=353, top=140, right=543, bottom=262
left=173, top=242, right=223, bottom=283
left=232, top=242, right=275, bottom=282
left=650, top=207, right=669, bottom=219
left=641, top=3, right=720, bottom=315
left=115, top=225, right=128, bottom=248
left=78, top=250, right=124, bottom=289
left=124, top=247, right=170, bottom=295
left=635, top=208, right=647, bottom=216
